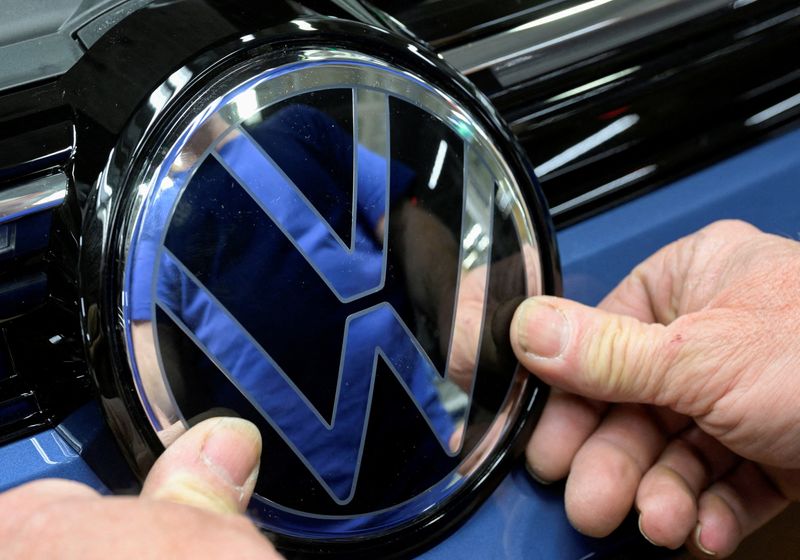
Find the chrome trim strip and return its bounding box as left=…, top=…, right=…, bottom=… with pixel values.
left=443, top=0, right=731, bottom=85
left=0, top=173, right=67, bottom=224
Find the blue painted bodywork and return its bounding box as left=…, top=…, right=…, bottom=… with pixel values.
left=0, top=428, right=107, bottom=494
left=1, top=126, right=799, bottom=557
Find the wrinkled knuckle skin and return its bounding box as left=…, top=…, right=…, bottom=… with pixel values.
left=583, top=314, right=638, bottom=397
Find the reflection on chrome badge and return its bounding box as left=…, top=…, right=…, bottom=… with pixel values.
left=117, top=49, right=544, bottom=545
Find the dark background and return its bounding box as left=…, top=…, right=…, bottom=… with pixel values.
left=678, top=503, right=800, bottom=559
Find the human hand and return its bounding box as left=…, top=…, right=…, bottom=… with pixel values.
left=510, top=220, right=800, bottom=557
left=0, top=418, right=282, bottom=560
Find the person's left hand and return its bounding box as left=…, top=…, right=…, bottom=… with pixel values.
left=0, top=417, right=283, bottom=560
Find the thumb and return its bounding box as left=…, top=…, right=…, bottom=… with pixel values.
left=511, top=295, right=677, bottom=405
left=141, top=417, right=262, bottom=515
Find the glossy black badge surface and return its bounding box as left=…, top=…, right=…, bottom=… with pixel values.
left=78, top=8, right=559, bottom=558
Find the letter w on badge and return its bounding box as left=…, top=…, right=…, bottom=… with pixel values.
left=215, top=94, right=390, bottom=303
left=154, top=90, right=473, bottom=504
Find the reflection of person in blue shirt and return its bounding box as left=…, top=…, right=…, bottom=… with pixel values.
left=130, top=104, right=457, bottom=505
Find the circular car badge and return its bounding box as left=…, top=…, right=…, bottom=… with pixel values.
left=82, top=30, right=558, bottom=558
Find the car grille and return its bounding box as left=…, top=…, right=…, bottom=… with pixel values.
left=0, top=84, right=90, bottom=444
left=439, top=0, right=800, bottom=227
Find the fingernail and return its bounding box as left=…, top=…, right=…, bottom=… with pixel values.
left=516, top=299, right=569, bottom=359
left=638, top=514, right=658, bottom=547
left=694, top=524, right=717, bottom=557
left=525, top=461, right=553, bottom=485
left=201, top=418, right=262, bottom=489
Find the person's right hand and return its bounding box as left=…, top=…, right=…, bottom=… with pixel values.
left=511, top=220, right=800, bottom=557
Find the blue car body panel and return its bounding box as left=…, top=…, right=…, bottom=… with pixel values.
left=0, top=428, right=107, bottom=494
left=2, top=127, right=799, bottom=557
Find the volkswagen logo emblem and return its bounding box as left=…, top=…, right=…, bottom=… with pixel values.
left=82, top=40, right=557, bottom=557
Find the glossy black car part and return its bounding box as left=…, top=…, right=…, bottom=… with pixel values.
left=74, top=3, right=560, bottom=557
left=378, top=0, right=800, bottom=227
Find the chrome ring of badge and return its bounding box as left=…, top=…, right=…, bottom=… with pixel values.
left=89, top=34, right=556, bottom=555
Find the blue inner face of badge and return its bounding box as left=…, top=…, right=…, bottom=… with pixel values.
left=125, top=69, right=530, bottom=537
